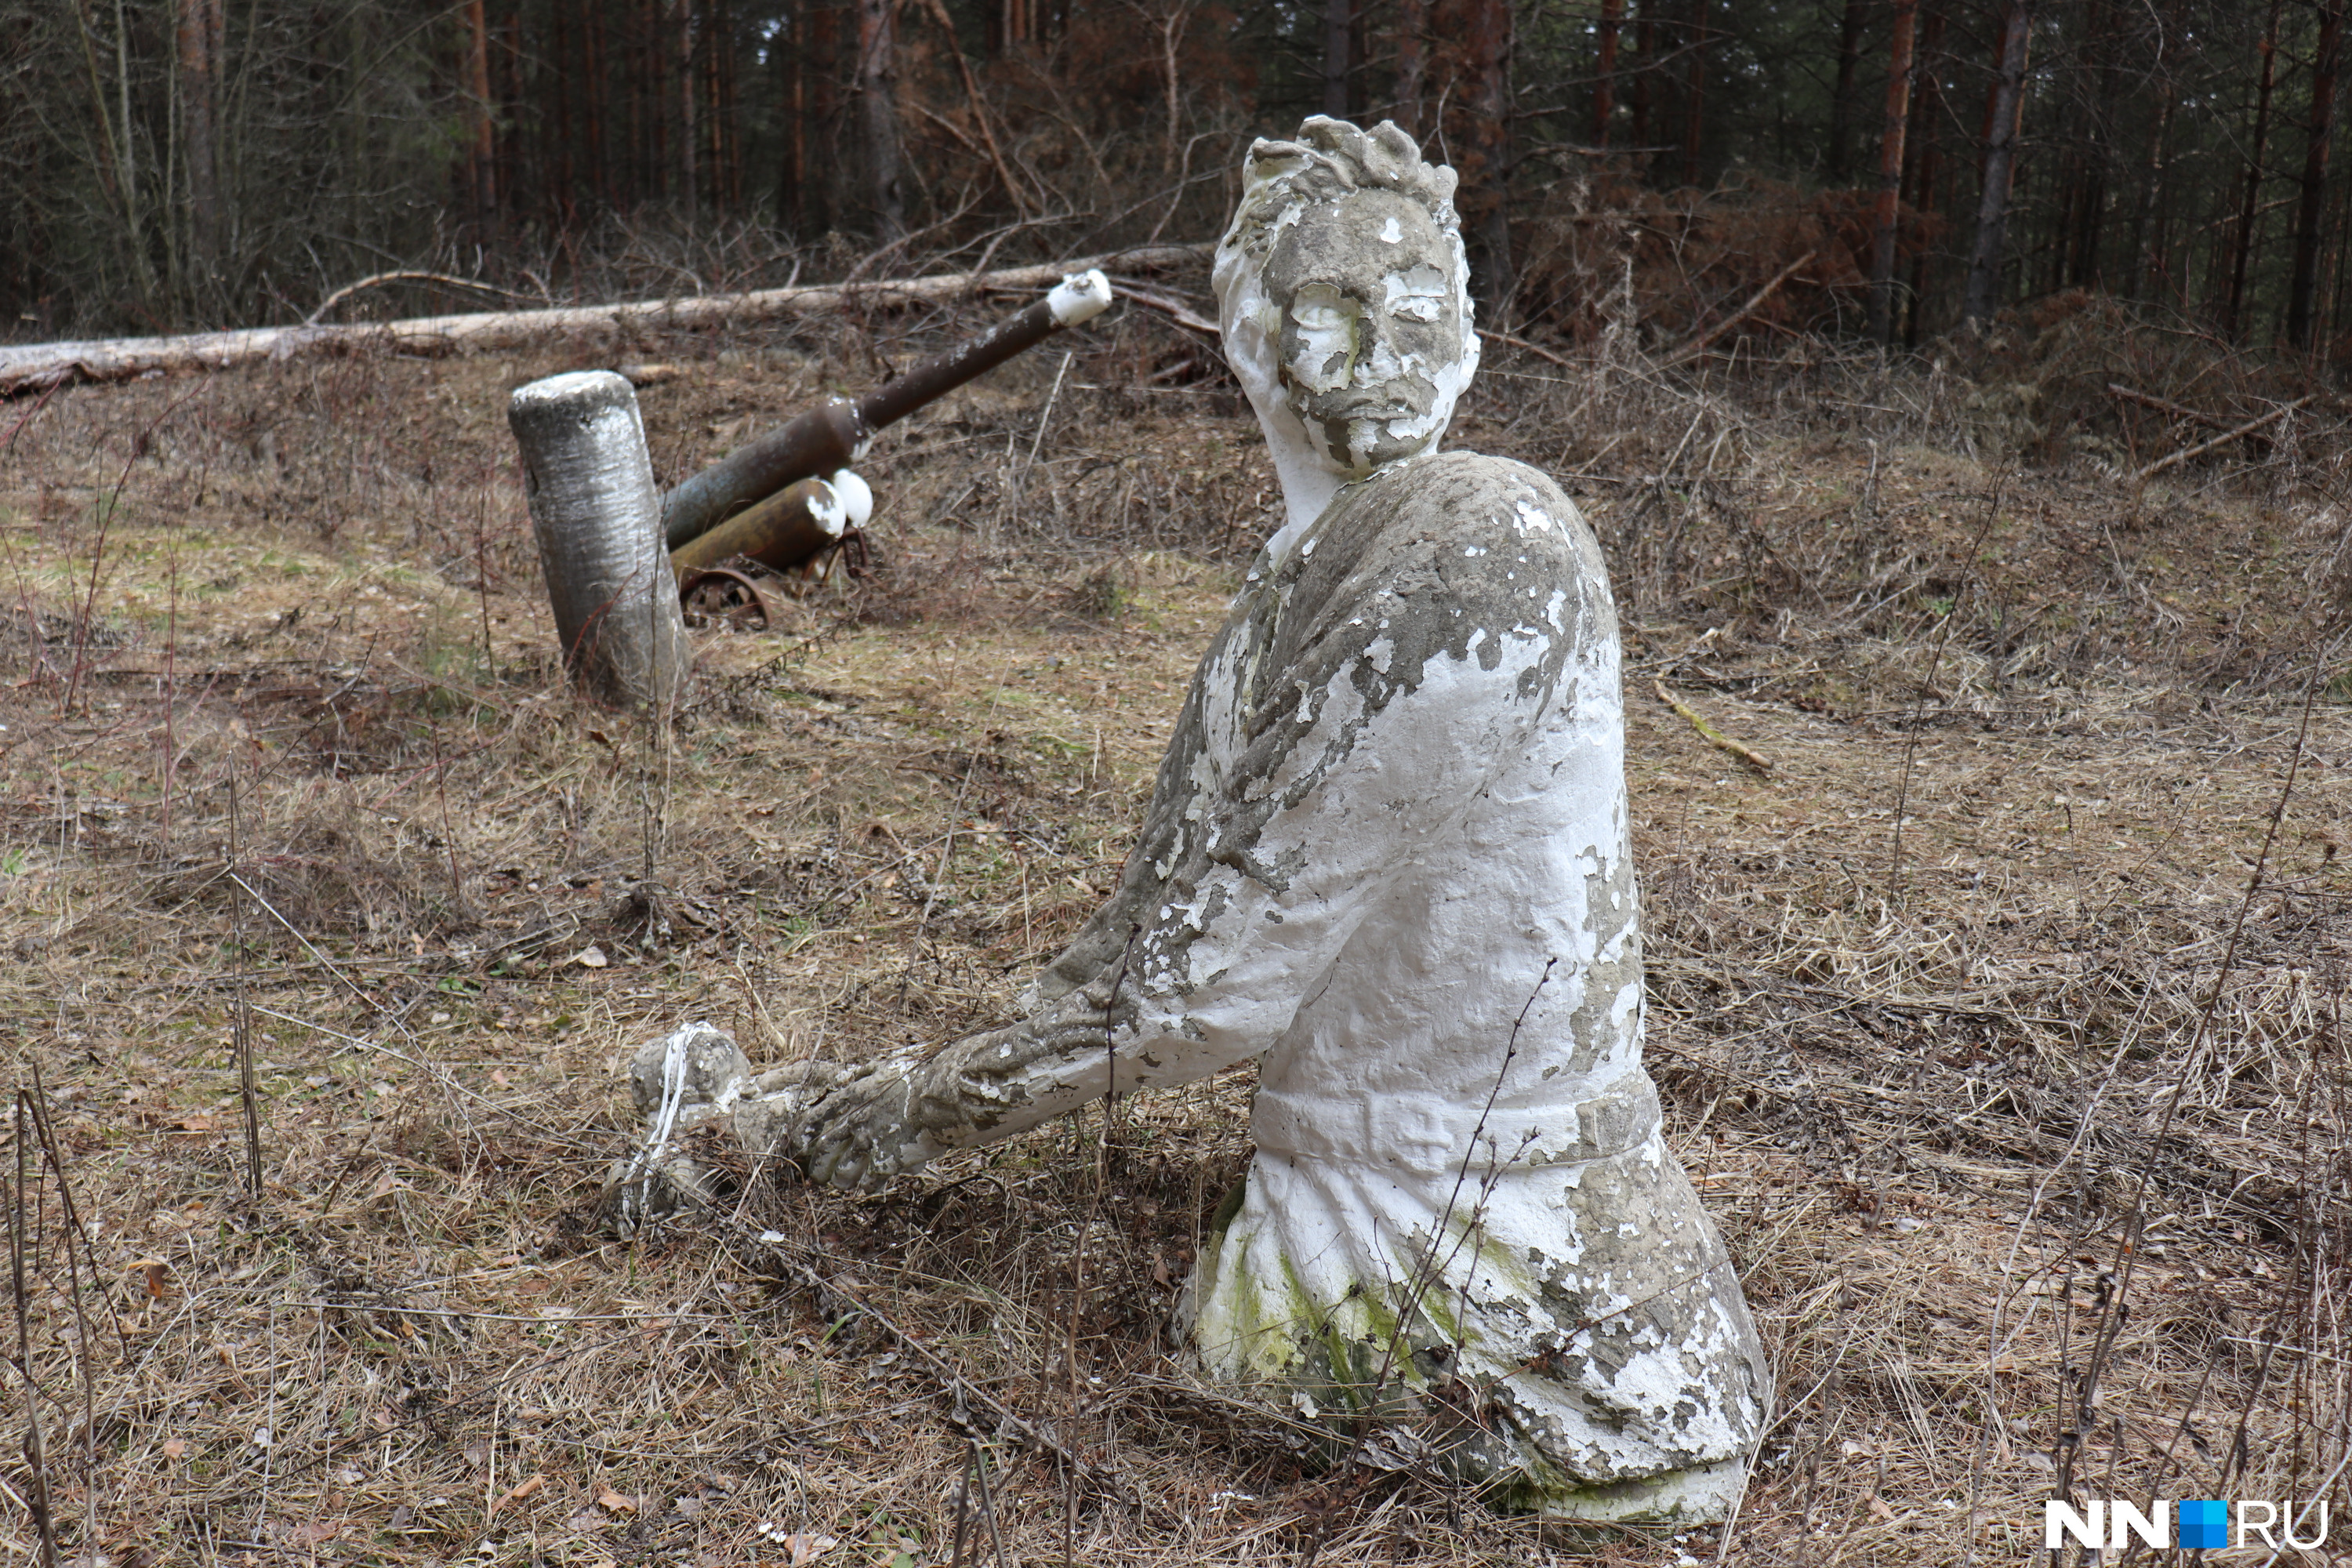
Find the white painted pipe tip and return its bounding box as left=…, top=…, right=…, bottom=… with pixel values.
left=804, top=478, right=848, bottom=539
left=827, top=469, right=873, bottom=529
left=1048, top=270, right=1113, bottom=327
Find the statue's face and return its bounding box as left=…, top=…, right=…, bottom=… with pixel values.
left=1261, top=188, right=1468, bottom=474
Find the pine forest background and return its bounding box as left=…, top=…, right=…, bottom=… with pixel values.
left=9, top=0, right=2352, bottom=356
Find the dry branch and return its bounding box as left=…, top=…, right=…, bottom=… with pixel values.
left=1477, top=326, right=1577, bottom=368
left=1660, top=251, right=1816, bottom=368
left=0, top=245, right=1210, bottom=395
left=303, top=270, right=534, bottom=325
left=1111, top=282, right=1218, bottom=334
left=2131, top=395, right=2314, bottom=483
left=736, top=1223, right=1147, bottom=1513
left=1653, top=679, right=1773, bottom=772
left=2105, top=381, right=2238, bottom=432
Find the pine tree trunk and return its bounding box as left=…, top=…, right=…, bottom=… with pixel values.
left=1866, top=0, right=1917, bottom=343
left=552, top=0, right=575, bottom=222
left=721, top=0, right=742, bottom=212
left=1324, top=0, right=1352, bottom=117
left=495, top=9, right=522, bottom=227
left=810, top=0, right=844, bottom=232
left=1631, top=2, right=1653, bottom=150
left=1463, top=0, right=1514, bottom=310
left=857, top=0, right=904, bottom=238
left=1682, top=0, right=1707, bottom=186
left=2129, top=0, right=2183, bottom=302
left=784, top=3, right=806, bottom=228
left=1167, top=5, right=1192, bottom=174
left=2289, top=0, right=2343, bottom=348
left=1395, top=0, right=1425, bottom=136
left=1593, top=0, right=1621, bottom=148
left=1349, top=0, right=1367, bottom=117
left=176, top=0, right=220, bottom=285
left=1902, top=2, right=1943, bottom=343
left=466, top=0, right=497, bottom=229
left=1827, top=0, right=1867, bottom=182
left=2226, top=0, right=2282, bottom=339
left=677, top=0, right=699, bottom=220
left=2066, top=0, right=2114, bottom=288
left=2329, top=163, right=2352, bottom=340
left=646, top=0, right=668, bottom=202
left=586, top=2, right=613, bottom=207
left=1961, top=0, right=2028, bottom=328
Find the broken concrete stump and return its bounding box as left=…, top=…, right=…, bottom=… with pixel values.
left=508, top=370, right=689, bottom=709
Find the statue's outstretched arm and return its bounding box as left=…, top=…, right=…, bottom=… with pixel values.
left=777, top=537, right=1575, bottom=1189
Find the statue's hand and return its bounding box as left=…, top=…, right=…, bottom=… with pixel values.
left=742, top=1043, right=932, bottom=1192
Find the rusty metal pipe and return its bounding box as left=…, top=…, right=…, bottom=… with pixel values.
left=660, top=397, right=866, bottom=552
left=669, top=470, right=873, bottom=576
left=659, top=270, right=1112, bottom=550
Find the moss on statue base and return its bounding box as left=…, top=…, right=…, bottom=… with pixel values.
left=1181, top=1166, right=1755, bottom=1526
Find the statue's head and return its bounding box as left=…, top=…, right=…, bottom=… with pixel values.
left=1214, top=118, right=1476, bottom=484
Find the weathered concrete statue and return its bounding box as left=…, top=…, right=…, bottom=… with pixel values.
left=619, top=117, right=1767, bottom=1522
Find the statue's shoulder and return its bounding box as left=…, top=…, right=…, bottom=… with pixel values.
left=1357, top=449, right=1574, bottom=514
left=1273, top=448, right=1606, bottom=653
left=1314, top=449, right=1588, bottom=566
left=1261, top=447, right=1607, bottom=698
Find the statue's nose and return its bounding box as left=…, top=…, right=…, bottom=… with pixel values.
left=1355, top=310, right=1403, bottom=383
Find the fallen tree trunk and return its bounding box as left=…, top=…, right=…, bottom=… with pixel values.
left=0, top=245, right=1209, bottom=396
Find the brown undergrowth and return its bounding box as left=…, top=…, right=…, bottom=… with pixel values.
left=0, top=289, right=2348, bottom=1566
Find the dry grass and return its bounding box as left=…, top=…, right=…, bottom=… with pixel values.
left=1, top=288, right=2348, bottom=1567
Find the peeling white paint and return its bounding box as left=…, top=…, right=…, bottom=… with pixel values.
left=828, top=469, right=873, bottom=528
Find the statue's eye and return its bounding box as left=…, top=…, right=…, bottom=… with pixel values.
left=1384, top=264, right=1451, bottom=325
left=1293, top=300, right=1351, bottom=332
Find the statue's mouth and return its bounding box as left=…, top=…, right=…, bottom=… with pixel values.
left=1305, top=392, right=1429, bottom=425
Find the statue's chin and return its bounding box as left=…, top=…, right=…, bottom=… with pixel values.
left=1284, top=385, right=1450, bottom=477
left=1310, top=418, right=1437, bottom=477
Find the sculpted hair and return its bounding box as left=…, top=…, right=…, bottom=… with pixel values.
left=1213, top=117, right=1462, bottom=317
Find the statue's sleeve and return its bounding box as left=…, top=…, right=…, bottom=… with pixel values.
left=787, top=460, right=1593, bottom=1189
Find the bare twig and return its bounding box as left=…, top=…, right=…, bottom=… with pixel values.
left=737, top=1225, right=1145, bottom=1512
left=303, top=270, right=530, bottom=326
left=1362, top=960, right=1555, bottom=1411
left=228, top=768, right=263, bottom=1196
left=1112, top=282, right=1218, bottom=334
left=971, top=1440, right=1014, bottom=1568
left=1027, top=350, right=1076, bottom=477
left=2104, top=381, right=2239, bottom=432
left=911, top=0, right=1038, bottom=220
left=1888, top=477, right=2002, bottom=896
left=23, top=1067, right=105, bottom=1563
left=2063, top=636, right=2328, bottom=1526
left=2132, top=395, right=2313, bottom=482
left=1654, top=679, right=1773, bottom=772
left=12, top=1091, right=58, bottom=1568
left=1661, top=251, right=1816, bottom=368
left=1476, top=326, right=1578, bottom=368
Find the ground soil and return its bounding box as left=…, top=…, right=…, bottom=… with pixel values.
left=1, top=300, right=2348, bottom=1566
